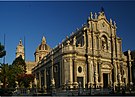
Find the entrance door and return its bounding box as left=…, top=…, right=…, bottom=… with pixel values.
left=77, top=77, right=83, bottom=88
left=103, top=73, right=108, bottom=88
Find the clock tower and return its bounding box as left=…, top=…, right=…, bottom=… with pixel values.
left=16, top=40, right=24, bottom=59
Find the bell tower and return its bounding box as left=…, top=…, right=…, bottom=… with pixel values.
left=16, top=40, right=24, bottom=59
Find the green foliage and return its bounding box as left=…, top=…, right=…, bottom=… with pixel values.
left=0, top=56, right=27, bottom=89
left=0, top=64, right=10, bottom=88
left=0, top=43, right=6, bottom=58
left=7, top=65, right=23, bottom=88
left=16, top=74, right=34, bottom=88
left=12, top=55, right=26, bottom=73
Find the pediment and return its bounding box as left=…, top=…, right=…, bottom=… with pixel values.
left=102, top=64, right=110, bottom=69
left=102, top=63, right=113, bottom=69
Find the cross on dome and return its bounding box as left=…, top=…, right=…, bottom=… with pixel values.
left=42, top=36, right=46, bottom=44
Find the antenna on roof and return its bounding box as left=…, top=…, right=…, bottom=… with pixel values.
left=3, top=34, right=5, bottom=64
left=24, top=36, right=26, bottom=61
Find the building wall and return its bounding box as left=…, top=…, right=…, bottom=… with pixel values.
left=25, top=61, right=36, bottom=74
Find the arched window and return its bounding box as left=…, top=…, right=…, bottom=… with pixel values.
left=101, top=35, right=108, bottom=50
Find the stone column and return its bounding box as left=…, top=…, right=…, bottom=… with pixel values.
left=88, top=61, right=91, bottom=88
left=90, top=61, right=94, bottom=87
left=114, top=63, right=118, bottom=86
left=44, top=68, right=47, bottom=92
left=69, top=58, right=73, bottom=88
left=128, top=50, right=133, bottom=85
left=95, top=63, right=98, bottom=86
left=62, top=59, right=65, bottom=87
left=99, top=62, right=102, bottom=86
left=73, top=59, right=78, bottom=88
left=93, top=63, right=96, bottom=88
left=39, top=71, right=41, bottom=89
left=64, top=59, right=69, bottom=86
left=51, top=59, right=54, bottom=79
left=60, top=61, right=62, bottom=88
left=129, top=64, right=133, bottom=85
left=109, top=72, right=112, bottom=86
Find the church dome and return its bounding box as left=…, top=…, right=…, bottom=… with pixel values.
left=34, top=36, right=51, bottom=63
left=35, top=36, right=51, bottom=52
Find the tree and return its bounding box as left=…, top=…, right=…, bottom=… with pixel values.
left=0, top=43, right=6, bottom=58
left=7, top=65, right=22, bottom=88
left=0, top=56, right=27, bottom=89
left=12, top=55, right=26, bottom=73
left=0, top=55, right=28, bottom=89
left=0, top=43, right=6, bottom=88
left=0, top=64, right=10, bottom=88
left=16, top=74, right=34, bottom=88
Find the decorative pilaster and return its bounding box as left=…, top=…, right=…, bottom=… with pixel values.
left=73, top=59, right=78, bottom=88
left=69, top=58, right=73, bottom=88
left=44, top=68, right=47, bottom=93
left=129, top=64, right=133, bottom=85
left=88, top=61, right=91, bottom=88
left=51, top=50, right=54, bottom=80
left=89, top=61, right=93, bottom=86
left=39, top=71, right=41, bottom=89
left=98, top=61, right=102, bottom=85
left=127, top=50, right=133, bottom=85
left=61, top=57, right=65, bottom=87
left=114, top=63, right=118, bottom=86
left=95, top=63, right=98, bottom=86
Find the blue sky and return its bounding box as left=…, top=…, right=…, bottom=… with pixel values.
left=0, top=1, right=134, bottom=64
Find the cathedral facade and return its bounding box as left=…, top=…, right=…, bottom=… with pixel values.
left=28, top=10, right=132, bottom=91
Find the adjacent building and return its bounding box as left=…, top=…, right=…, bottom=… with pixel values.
left=31, top=10, right=133, bottom=92
left=16, top=36, right=51, bottom=74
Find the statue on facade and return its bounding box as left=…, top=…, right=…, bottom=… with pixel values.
left=101, top=36, right=108, bottom=50
left=51, top=78, right=56, bottom=96
left=102, top=39, right=106, bottom=50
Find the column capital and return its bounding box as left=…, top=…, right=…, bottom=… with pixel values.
left=97, top=60, right=102, bottom=65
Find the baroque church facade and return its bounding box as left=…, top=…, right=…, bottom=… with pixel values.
left=32, top=10, right=133, bottom=91
left=16, top=10, right=133, bottom=92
